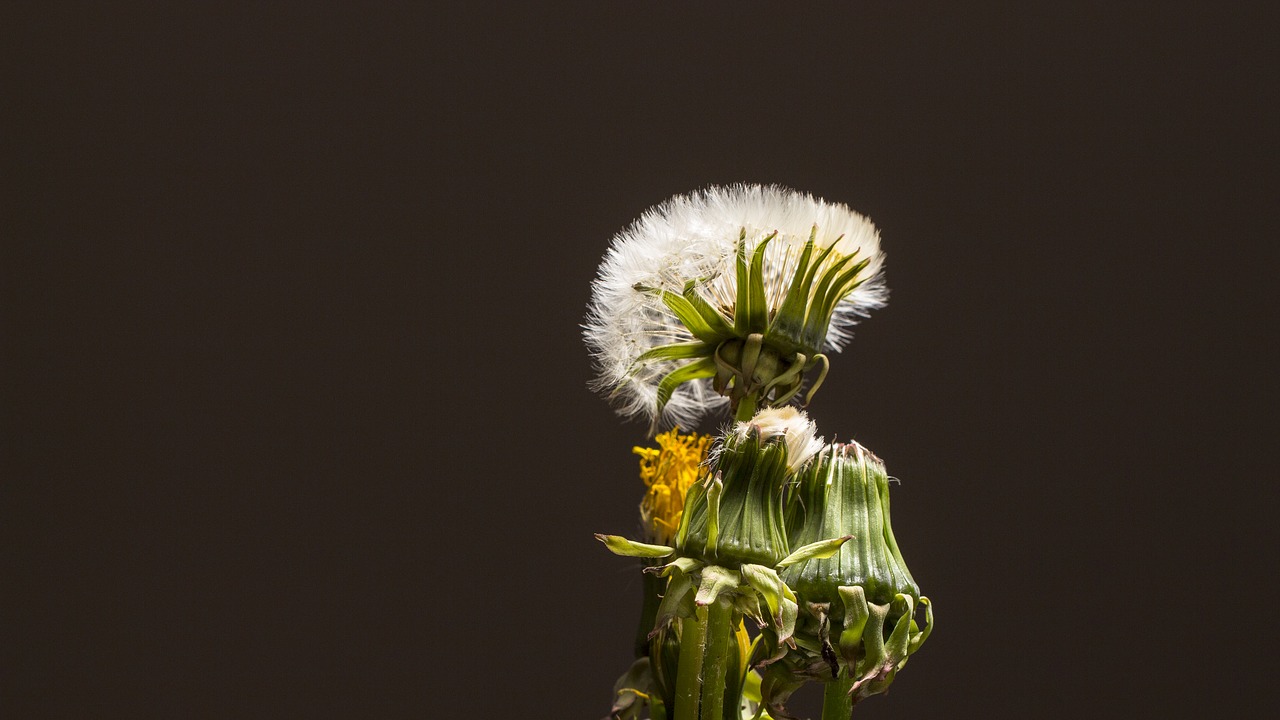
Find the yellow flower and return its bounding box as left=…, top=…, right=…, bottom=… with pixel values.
left=635, top=429, right=712, bottom=546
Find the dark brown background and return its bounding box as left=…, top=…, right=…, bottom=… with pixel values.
left=5, top=2, right=1276, bottom=718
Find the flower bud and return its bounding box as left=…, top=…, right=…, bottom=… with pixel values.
left=784, top=442, right=918, bottom=604
left=677, top=409, right=821, bottom=567
left=764, top=442, right=933, bottom=711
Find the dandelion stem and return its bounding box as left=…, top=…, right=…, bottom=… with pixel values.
left=699, top=597, right=735, bottom=720
left=734, top=391, right=759, bottom=422
left=821, top=676, right=857, bottom=720
left=674, top=607, right=708, bottom=720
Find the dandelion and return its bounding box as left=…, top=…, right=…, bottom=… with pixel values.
left=599, top=408, right=850, bottom=720
left=585, top=184, right=887, bottom=431
left=588, top=186, right=933, bottom=720
left=637, top=429, right=714, bottom=547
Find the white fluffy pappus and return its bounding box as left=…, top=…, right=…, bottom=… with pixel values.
left=733, top=407, right=825, bottom=472
left=584, top=184, right=887, bottom=429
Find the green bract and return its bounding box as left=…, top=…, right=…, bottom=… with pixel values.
left=630, top=228, right=872, bottom=424
left=677, top=426, right=792, bottom=567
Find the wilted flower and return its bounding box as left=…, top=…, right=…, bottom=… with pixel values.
left=585, top=184, right=886, bottom=431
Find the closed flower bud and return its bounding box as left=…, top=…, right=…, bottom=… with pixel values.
left=677, top=409, right=821, bottom=568
left=763, top=442, right=934, bottom=714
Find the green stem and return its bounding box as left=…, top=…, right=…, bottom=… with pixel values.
left=699, top=597, right=735, bottom=720
left=734, top=391, right=759, bottom=422
left=821, top=676, right=856, bottom=720
left=673, top=607, right=708, bottom=720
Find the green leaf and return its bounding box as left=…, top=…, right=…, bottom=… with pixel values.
left=595, top=534, right=674, bottom=558
left=740, top=642, right=764, bottom=702
left=775, top=535, right=853, bottom=568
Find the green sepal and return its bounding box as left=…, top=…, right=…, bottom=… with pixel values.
left=733, top=592, right=766, bottom=629
left=681, top=280, right=736, bottom=338
left=609, top=657, right=657, bottom=720
left=801, top=254, right=857, bottom=340
left=769, top=227, right=818, bottom=341
left=746, top=232, right=777, bottom=332
left=759, top=662, right=806, bottom=720
left=695, top=564, right=740, bottom=606
left=652, top=569, right=697, bottom=632
left=741, top=563, right=798, bottom=645
left=778, top=594, right=798, bottom=648
left=741, top=661, right=764, bottom=705
left=653, top=356, right=717, bottom=424
left=884, top=594, right=915, bottom=666
left=704, top=475, right=723, bottom=557
left=595, top=534, right=674, bottom=558
left=767, top=237, right=840, bottom=353
left=757, top=352, right=806, bottom=403
left=632, top=340, right=716, bottom=367
left=674, top=480, right=706, bottom=551
left=741, top=564, right=786, bottom=623
left=647, top=555, right=702, bottom=578
left=856, top=602, right=888, bottom=680
left=801, top=354, right=828, bottom=407
left=910, top=596, right=933, bottom=653
left=733, top=231, right=751, bottom=334
left=776, top=535, right=853, bottom=569
left=739, top=334, right=764, bottom=390
left=837, top=585, right=869, bottom=670
left=802, top=254, right=870, bottom=351
left=632, top=284, right=734, bottom=345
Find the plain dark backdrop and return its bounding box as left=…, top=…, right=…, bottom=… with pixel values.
left=4, top=2, right=1276, bottom=718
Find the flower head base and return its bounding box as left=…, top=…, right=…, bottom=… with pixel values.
left=636, top=429, right=713, bottom=546
left=586, top=185, right=886, bottom=431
